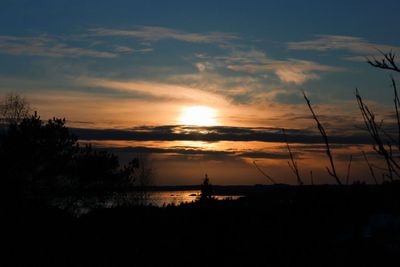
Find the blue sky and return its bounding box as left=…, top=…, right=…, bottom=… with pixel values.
left=1, top=1, right=400, bottom=184
left=1, top=0, right=399, bottom=104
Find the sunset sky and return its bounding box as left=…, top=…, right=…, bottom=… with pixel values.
left=1, top=0, right=400, bottom=185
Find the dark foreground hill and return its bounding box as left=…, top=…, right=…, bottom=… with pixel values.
left=5, top=183, right=400, bottom=267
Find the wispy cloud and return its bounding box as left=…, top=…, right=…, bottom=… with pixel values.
left=113, top=45, right=153, bottom=53
left=89, top=26, right=240, bottom=43
left=286, top=35, right=400, bottom=55
left=0, top=25, right=238, bottom=58
left=78, top=77, right=229, bottom=105
left=0, top=35, right=117, bottom=58
left=218, top=49, right=343, bottom=84
left=166, top=71, right=260, bottom=96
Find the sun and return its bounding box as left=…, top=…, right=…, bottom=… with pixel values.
left=179, top=106, right=218, bottom=126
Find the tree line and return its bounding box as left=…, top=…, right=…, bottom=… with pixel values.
left=0, top=95, right=147, bottom=213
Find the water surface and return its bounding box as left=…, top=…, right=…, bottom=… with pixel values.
left=138, top=190, right=242, bottom=207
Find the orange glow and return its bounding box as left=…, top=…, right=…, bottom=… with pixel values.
left=179, top=106, right=218, bottom=126
left=81, top=139, right=386, bottom=185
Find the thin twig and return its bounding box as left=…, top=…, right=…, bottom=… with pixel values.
left=392, top=77, right=400, bottom=151
left=303, top=92, right=342, bottom=185
left=356, top=88, right=400, bottom=180
left=253, top=161, right=277, bottom=184
left=362, top=151, right=378, bottom=185
left=367, top=50, right=400, bottom=73
left=345, top=155, right=353, bottom=185
left=282, top=128, right=303, bottom=185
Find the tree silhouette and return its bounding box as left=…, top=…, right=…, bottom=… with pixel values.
left=1, top=113, right=77, bottom=204
left=0, top=93, right=31, bottom=125
left=0, top=112, right=139, bottom=211
left=200, top=174, right=213, bottom=201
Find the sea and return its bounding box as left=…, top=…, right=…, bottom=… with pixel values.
left=136, top=190, right=242, bottom=207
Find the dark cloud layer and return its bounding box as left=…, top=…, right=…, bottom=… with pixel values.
left=101, top=146, right=295, bottom=160
left=72, top=125, right=373, bottom=145
left=102, top=146, right=235, bottom=156
left=237, top=152, right=294, bottom=159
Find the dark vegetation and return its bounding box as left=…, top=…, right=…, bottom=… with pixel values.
left=4, top=183, right=400, bottom=266
left=1, top=111, right=140, bottom=214
left=2, top=54, right=400, bottom=266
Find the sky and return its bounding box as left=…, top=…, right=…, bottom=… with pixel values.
left=1, top=0, right=400, bottom=185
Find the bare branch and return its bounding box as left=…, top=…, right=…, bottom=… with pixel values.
left=362, top=151, right=378, bottom=185
left=253, top=161, right=277, bottom=185
left=367, top=50, right=400, bottom=73
left=345, top=155, right=353, bottom=185
left=303, top=91, right=342, bottom=185
left=392, top=77, right=400, bottom=150
left=356, top=88, right=400, bottom=179
left=282, top=128, right=303, bottom=185
left=0, top=93, right=31, bottom=124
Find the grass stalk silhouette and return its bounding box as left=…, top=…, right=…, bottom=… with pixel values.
left=253, top=160, right=277, bottom=184
left=282, top=128, right=303, bottom=185
left=303, top=92, right=342, bottom=185
left=362, top=151, right=378, bottom=185
left=345, top=155, right=353, bottom=185
left=356, top=88, right=400, bottom=180
left=356, top=51, right=400, bottom=181
left=391, top=78, right=400, bottom=151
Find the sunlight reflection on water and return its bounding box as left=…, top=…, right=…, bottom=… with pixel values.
left=139, top=190, right=242, bottom=207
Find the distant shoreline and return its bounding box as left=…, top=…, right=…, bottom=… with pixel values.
left=140, top=183, right=361, bottom=195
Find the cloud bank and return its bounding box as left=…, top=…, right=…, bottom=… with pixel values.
left=72, top=125, right=372, bottom=145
